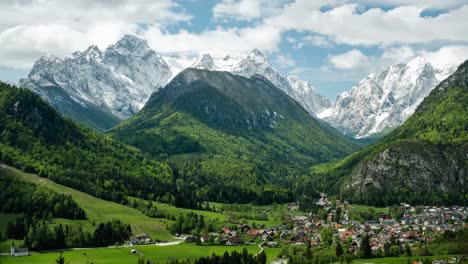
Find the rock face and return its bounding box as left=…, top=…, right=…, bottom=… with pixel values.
left=229, top=49, right=331, bottom=115
left=320, top=56, right=457, bottom=138
left=286, top=75, right=332, bottom=114
left=342, top=142, right=467, bottom=205
left=336, top=60, right=468, bottom=206
left=19, top=34, right=172, bottom=130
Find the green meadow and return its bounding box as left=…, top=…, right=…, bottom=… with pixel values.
left=347, top=204, right=389, bottom=214
left=0, top=244, right=260, bottom=264
left=0, top=165, right=174, bottom=241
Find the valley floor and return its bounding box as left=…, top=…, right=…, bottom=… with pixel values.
left=0, top=164, right=465, bottom=264
left=0, top=244, right=260, bottom=264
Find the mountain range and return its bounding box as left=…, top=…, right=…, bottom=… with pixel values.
left=19, top=35, right=331, bottom=131
left=19, top=34, right=458, bottom=141
left=320, top=56, right=457, bottom=139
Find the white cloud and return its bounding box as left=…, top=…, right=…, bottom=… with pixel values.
left=359, top=0, right=467, bottom=10
left=0, top=25, right=88, bottom=69
left=213, top=0, right=288, bottom=21
left=420, top=45, right=468, bottom=69
left=323, top=45, right=468, bottom=84
left=265, top=2, right=468, bottom=46
left=0, top=0, right=190, bottom=69
left=143, top=24, right=282, bottom=57
left=381, top=46, right=416, bottom=63
left=275, top=54, right=296, bottom=67
left=328, top=49, right=369, bottom=69
left=287, top=35, right=332, bottom=49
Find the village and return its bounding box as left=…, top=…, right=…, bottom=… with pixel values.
left=127, top=195, right=467, bottom=258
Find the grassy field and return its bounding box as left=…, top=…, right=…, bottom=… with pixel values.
left=264, top=247, right=282, bottom=261
left=210, top=202, right=302, bottom=227
left=0, top=244, right=260, bottom=264
left=129, top=197, right=229, bottom=224
left=0, top=164, right=174, bottom=242
left=347, top=204, right=389, bottom=214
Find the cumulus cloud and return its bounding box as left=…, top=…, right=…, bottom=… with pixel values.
left=1, top=0, right=468, bottom=74
left=213, top=0, right=288, bottom=21
left=275, top=54, right=296, bottom=67
left=0, top=25, right=88, bottom=69
left=328, top=49, right=370, bottom=70
left=266, top=2, right=468, bottom=46
left=0, top=0, right=189, bottom=69
left=420, top=45, right=468, bottom=69
left=143, top=24, right=282, bottom=57
left=359, top=0, right=467, bottom=10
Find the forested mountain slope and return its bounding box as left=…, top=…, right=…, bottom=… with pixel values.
left=303, top=60, right=468, bottom=206
left=0, top=82, right=173, bottom=204
left=109, top=68, right=359, bottom=204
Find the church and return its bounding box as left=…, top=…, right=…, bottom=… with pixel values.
left=10, top=242, right=30, bottom=257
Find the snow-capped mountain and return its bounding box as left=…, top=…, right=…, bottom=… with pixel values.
left=319, top=56, right=457, bottom=138
left=286, top=75, right=332, bottom=114
left=20, top=35, right=329, bottom=131
left=20, top=34, right=172, bottom=123
left=167, top=49, right=331, bottom=115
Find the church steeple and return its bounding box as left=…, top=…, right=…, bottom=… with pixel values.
left=10, top=241, right=15, bottom=256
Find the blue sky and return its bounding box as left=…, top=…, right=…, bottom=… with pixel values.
left=0, top=0, right=468, bottom=100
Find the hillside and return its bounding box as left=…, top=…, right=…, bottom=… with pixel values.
left=0, top=164, right=173, bottom=241
left=109, top=68, right=359, bottom=204
left=304, top=60, right=468, bottom=206
left=0, top=82, right=174, bottom=205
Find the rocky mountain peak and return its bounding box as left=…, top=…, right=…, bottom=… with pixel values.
left=20, top=35, right=173, bottom=127
left=244, top=48, right=270, bottom=66
left=108, top=34, right=152, bottom=56
left=286, top=75, right=316, bottom=93
left=320, top=56, right=457, bottom=139
left=191, top=54, right=216, bottom=70
left=74, top=45, right=103, bottom=62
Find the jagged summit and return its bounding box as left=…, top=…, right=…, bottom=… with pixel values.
left=191, top=54, right=216, bottom=70
left=19, top=35, right=172, bottom=130
left=320, top=55, right=457, bottom=138
left=110, top=34, right=152, bottom=55
left=22, top=35, right=331, bottom=131
left=164, top=49, right=331, bottom=115
left=245, top=48, right=269, bottom=64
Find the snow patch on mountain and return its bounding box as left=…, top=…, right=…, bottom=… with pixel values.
left=21, top=35, right=330, bottom=122
left=321, top=56, right=457, bottom=138
left=20, top=34, right=172, bottom=119
left=169, top=49, right=331, bottom=115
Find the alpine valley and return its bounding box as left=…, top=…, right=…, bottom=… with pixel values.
left=0, top=26, right=467, bottom=264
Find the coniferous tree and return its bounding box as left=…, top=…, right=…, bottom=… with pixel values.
left=360, top=235, right=372, bottom=258
left=336, top=242, right=344, bottom=257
